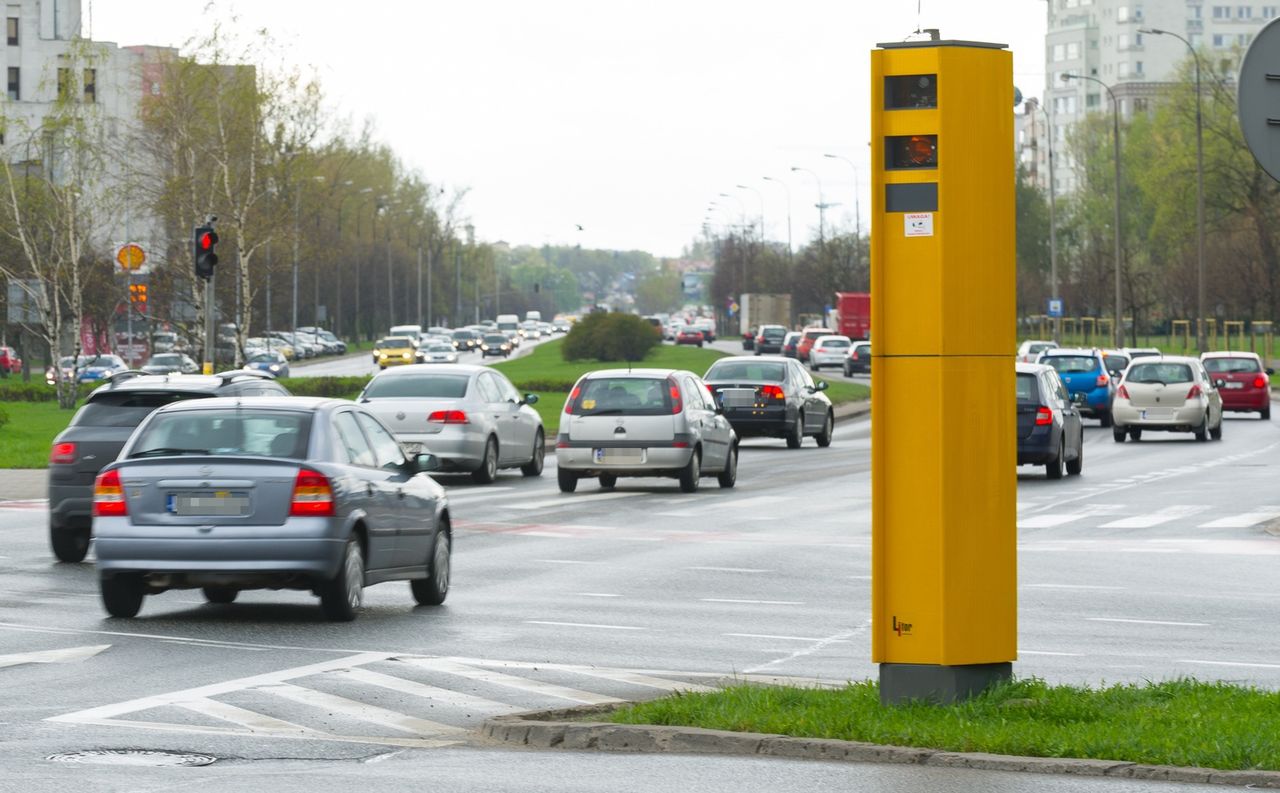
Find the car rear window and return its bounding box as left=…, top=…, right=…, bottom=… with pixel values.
left=75, top=391, right=208, bottom=428
left=376, top=337, right=411, bottom=347
left=129, top=409, right=312, bottom=459
left=1016, top=373, right=1038, bottom=402
left=363, top=373, right=470, bottom=399
left=571, top=377, right=672, bottom=416
left=1043, top=355, right=1098, bottom=374
left=1103, top=354, right=1129, bottom=373
left=1127, top=363, right=1194, bottom=384
left=819, top=338, right=850, bottom=348
left=760, top=327, right=787, bottom=339
left=1203, top=357, right=1262, bottom=374
left=705, top=361, right=786, bottom=382
left=1028, top=343, right=1054, bottom=355
left=804, top=330, right=830, bottom=341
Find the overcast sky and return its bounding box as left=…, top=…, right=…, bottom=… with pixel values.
left=90, top=0, right=1048, bottom=258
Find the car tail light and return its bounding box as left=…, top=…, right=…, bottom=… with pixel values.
left=564, top=385, right=581, bottom=414
left=759, top=384, right=785, bottom=400
left=50, top=442, right=77, bottom=465
left=1096, top=374, right=1109, bottom=387
left=815, top=347, right=826, bottom=353
left=1187, top=384, right=1203, bottom=399
left=1254, top=376, right=1268, bottom=389
left=1034, top=406, right=1053, bottom=426
left=852, top=350, right=861, bottom=360
left=667, top=376, right=683, bottom=414
left=1117, top=384, right=1130, bottom=400
left=92, top=469, right=127, bottom=517
left=290, top=468, right=335, bottom=517
left=427, top=410, right=469, bottom=424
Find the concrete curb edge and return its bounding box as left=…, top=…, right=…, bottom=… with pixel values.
left=478, top=705, right=1280, bottom=788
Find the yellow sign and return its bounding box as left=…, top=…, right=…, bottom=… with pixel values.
left=116, top=243, right=146, bottom=271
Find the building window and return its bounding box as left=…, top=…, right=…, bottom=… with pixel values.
left=1238, top=5, right=1253, bottom=18
left=1213, top=33, right=1227, bottom=46
left=6, top=66, right=17, bottom=100
left=56, top=67, right=70, bottom=100
left=1053, top=43, right=1065, bottom=61
left=1118, top=4, right=1129, bottom=20
left=83, top=68, right=95, bottom=103
left=1192, top=4, right=1203, bottom=17
left=1135, top=60, right=1144, bottom=75
left=1190, top=32, right=1203, bottom=47
left=1240, top=33, right=1254, bottom=45
left=1213, top=5, right=1230, bottom=17
left=1265, top=6, right=1279, bottom=18
left=1134, top=98, right=1149, bottom=113
left=6, top=16, right=16, bottom=46
left=1087, top=92, right=1100, bottom=107
left=1067, top=41, right=1080, bottom=58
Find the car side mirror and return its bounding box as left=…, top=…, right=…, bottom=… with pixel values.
left=413, top=453, right=439, bottom=473
left=813, top=380, right=829, bottom=392
left=523, top=393, right=540, bottom=405
left=1268, top=368, right=1275, bottom=376
left=1071, top=392, right=1087, bottom=406
left=1214, top=378, right=1226, bottom=389
left=1109, top=370, right=1121, bottom=380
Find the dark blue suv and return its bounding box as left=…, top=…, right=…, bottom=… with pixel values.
left=1037, top=347, right=1115, bottom=427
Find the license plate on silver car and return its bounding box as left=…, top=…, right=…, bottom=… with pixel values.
left=593, top=448, right=644, bottom=464
left=167, top=491, right=250, bottom=516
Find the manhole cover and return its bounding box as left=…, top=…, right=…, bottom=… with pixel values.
left=47, top=750, right=217, bottom=767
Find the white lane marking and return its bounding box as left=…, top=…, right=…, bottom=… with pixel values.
left=1025, top=584, right=1126, bottom=591
left=1178, top=659, right=1280, bottom=670
left=363, top=750, right=406, bottom=764
left=1099, top=504, right=1212, bottom=529
left=688, top=566, right=769, bottom=574
left=0, top=644, right=110, bottom=669
left=512, top=491, right=643, bottom=511
left=575, top=593, right=622, bottom=598
left=256, top=682, right=464, bottom=735
left=332, top=667, right=513, bottom=713
left=401, top=658, right=624, bottom=705
left=744, top=622, right=871, bottom=675
left=1087, top=617, right=1209, bottom=627
left=176, top=697, right=319, bottom=736
left=1019, top=504, right=1126, bottom=528
left=725, top=633, right=851, bottom=643
left=1198, top=508, right=1280, bottom=529
left=701, top=598, right=804, bottom=605
left=1020, top=650, right=1084, bottom=657
left=524, top=620, right=646, bottom=631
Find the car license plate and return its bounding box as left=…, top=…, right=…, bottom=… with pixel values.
left=167, top=491, right=250, bottom=516
left=1225, top=382, right=1244, bottom=389
left=593, top=448, right=644, bottom=464
left=720, top=389, right=756, bottom=408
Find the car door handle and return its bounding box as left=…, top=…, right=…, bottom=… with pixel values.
left=366, top=483, right=375, bottom=496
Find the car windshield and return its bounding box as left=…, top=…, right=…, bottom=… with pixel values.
left=571, top=377, right=672, bottom=416
left=425, top=344, right=454, bottom=353
left=1043, top=356, right=1098, bottom=374
left=130, top=409, right=312, bottom=459
left=76, top=392, right=207, bottom=428
left=247, top=353, right=277, bottom=363
left=483, top=335, right=507, bottom=344
left=1016, top=373, right=1038, bottom=402
left=149, top=355, right=182, bottom=365
left=376, top=337, right=411, bottom=348
left=1127, top=362, right=1194, bottom=384
left=452, top=331, right=473, bottom=340
left=1203, top=357, right=1262, bottom=374
left=363, top=373, right=470, bottom=399
left=705, top=361, right=787, bottom=382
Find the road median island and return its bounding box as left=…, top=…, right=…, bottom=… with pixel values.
left=479, top=679, right=1280, bottom=787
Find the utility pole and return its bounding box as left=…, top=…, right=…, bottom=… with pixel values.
left=417, top=245, right=423, bottom=325
left=291, top=186, right=300, bottom=337
left=454, top=243, right=462, bottom=326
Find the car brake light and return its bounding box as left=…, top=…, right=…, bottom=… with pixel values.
left=760, top=384, right=785, bottom=400
left=1117, top=384, right=1130, bottom=400
left=815, top=347, right=826, bottom=353
left=1096, top=374, right=1109, bottom=387
left=50, top=442, right=77, bottom=465
left=1254, top=376, right=1268, bottom=389
left=1034, top=406, right=1053, bottom=426
left=564, top=385, right=581, bottom=414
left=290, top=468, right=335, bottom=517
left=1187, top=384, right=1202, bottom=399
left=667, top=376, right=683, bottom=414
left=427, top=410, right=469, bottom=424
left=92, top=469, right=127, bottom=517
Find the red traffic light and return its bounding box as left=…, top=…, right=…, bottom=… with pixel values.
left=199, top=231, right=217, bottom=250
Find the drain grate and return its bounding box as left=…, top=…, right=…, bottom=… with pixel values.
left=47, top=749, right=217, bottom=767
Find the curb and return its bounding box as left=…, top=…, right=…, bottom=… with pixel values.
left=479, top=705, right=1280, bottom=788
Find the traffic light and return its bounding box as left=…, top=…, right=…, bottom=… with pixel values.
left=128, top=283, right=148, bottom=311
left=193, top=225, right=219, bottom=279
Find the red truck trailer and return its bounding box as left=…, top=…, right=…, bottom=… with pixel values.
left=834, top=292, right=870, bottom=340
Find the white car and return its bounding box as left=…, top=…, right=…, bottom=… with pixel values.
left=1018, top=340, right=1058, bottom=363
left=1111, top=355, right=1223, bottom=443
left=808, top=335, right=852, bottom=371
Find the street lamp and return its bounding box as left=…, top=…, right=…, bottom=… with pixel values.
left=735, top=184, right=765, bottom=242
left=1141, top=27, right=1206, bottom=353
left=822, top=153, right=864, bottom=271
left=1062, top=72, right=1125, bottom=349
left=762, top=175, right=792, bottom=258
left=1027, top=101, right=1060, bottom=343
left=790, top=166, right=827, bottom=243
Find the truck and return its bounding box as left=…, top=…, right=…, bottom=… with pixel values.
left=833, top=291, right=871, bottom=340
left=738, top=293, right=792, bottom=336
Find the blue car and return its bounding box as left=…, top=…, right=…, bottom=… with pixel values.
left=1037, top=347, right=1114, bottom=426
left=244, top=350, right=290, bottom=378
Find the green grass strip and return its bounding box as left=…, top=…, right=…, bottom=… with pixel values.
left=0, top=401, right=81, bottom=468
left=611, top=678, right=1280, bottom=771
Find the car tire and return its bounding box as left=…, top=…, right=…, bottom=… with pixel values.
left=100, top=573, right=145, bottom=619
left=1263, top=407, right=1272, bottom=421
left=1129, top=428, right=1142, bottom=441
left=557, top=467, right=578, bottom=493
left=411, top=530, right=450, bottom=606
left=1210, top=417, right=1223, bottom=441
left=815, top=412, right=834, bottom=448
left=50, top=521, right=90, bottom=563
left=1045, top=438, right=1064, bottom=480
left=786, top=416, right=804, bottom=449
left=1066, top=432, right=1083, bottom=476
left=599, top=473, right=617, bottom=489
left=1194, top=419, right=1208, bottom=442
left=843, top=363, right=852, bottom=377
left=1112, top=426, right=1127, bottom=443
left=472, top=437, right=499, bottom=484
left=319, top=537, right=364, bottom=622
left=717, top=445, right=738, bottom=489
left=521, top=430, right=545, bottom=477
left=202, top=587, right=238, bottom=604
left=1099, top=410, right=1113, bottom=428
left=678, top=449, right=701, bottom=493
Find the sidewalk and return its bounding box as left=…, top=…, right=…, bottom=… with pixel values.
left=0, top=468, right=47, bottom=501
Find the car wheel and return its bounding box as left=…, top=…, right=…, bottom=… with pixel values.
left=786, top=416, right=804, bottom=449
left=1129, top=428, right=1142, bottom=441
left=1194, top=418, right=1208, bottom=442
left=1262, top=406, right=1271, bottom=420
left=1066, top=431, right=1083, bottom=476
left=717, top=444, right=738, bottom=489
left=202, top=587, right=238, bottom=604
left=100, top=573, right=145, bottom=618
left=1099, top=410, right=1113, bottom=428
left=599, top=473, right=617, bottom=489
left=1112, top=426, right=1127, bottom=443
left=678, top=448, right=701, bottom=493
left=815, top=412, right=834, bottom=448
left=319, top=537, right=364, bottom=622
left=472, top=437, right=499, bottom=484
left=521, top=430, right=545, bottom=477
left=557, top=467, right=578, bottom=493
left=1210, top=417, right=1223, bottom=441
left=1045, top=438, right=1064, bottom=480
left=50, top=521, right=90, bottom=563
left=411, top=529, right=450, bottom=606
left=843, top=363, right=852, bottom=377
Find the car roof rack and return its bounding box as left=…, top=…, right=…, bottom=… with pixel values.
left=214, top=370, right=276, bottom=382
left=106, top=369, right=151, bottom=387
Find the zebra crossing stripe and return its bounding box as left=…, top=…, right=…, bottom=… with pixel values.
left=254, top=682, right=465, bottom=735
left=399, top=657, right=624, bottom=704
left=1198, top=508, right=1280, bottom=529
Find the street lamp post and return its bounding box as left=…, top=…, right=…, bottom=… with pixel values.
left=1142, top=27, right=1206, bottom=353
left=735, top=184, right=765, bottom=242
left=353, top=187, right=374, bottom=340
left=822, top=153, right=865, bottom=271
left=790, top=166, right=827, bottom=243
left=1063, top=72, right=1125, bottom=349
left=1028, top=101, right=1060, bottom=343
left=762, top=175, right=792, bottom=258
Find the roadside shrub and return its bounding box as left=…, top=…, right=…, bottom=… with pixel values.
left=277, top=376, right=371, bottom=400
left=0, top=381, right=58, bottom=402
left=508, top=378, right=578, bottom=393
left=561, top=312, right=660, bottom=362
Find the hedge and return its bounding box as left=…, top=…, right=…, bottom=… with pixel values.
left=276, top=376, right=371, bottom=400
left=0, top=381, right=59, bottom=402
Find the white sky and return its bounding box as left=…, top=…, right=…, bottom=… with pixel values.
left=89, top=0, right=1048, bottom=258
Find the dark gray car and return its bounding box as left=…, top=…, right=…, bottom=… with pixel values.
left=92, top=397, right=451, bottom=621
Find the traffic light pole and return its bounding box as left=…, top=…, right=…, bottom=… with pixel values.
left=203, top=271, right=216, bottom=376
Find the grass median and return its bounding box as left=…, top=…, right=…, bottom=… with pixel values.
left=0, top=402, right=79, bottom=468
left=611, top=677, right=1280, bottom=771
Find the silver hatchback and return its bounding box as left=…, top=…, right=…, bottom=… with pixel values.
left=555, top=368, right=737, bottom=493
left=358, top=364, right=545, bottom=483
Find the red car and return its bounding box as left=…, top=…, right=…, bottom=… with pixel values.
left=1201, top=351, right=1273, bottom=420
left=676, top=328, right=705, bottom=347
left=796, top=327, right=834, bottom=362
left=0, top=346, right=21, bottom=377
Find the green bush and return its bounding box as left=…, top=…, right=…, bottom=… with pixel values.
left=277, top=376, right=371, bottom=400
left=508, top=378, right=578, bottom=392
left=0, top=405, right=9, bottom=429
left=0, top=381, right=58, bottom=402
left=561, top=312, right=661, bottom=362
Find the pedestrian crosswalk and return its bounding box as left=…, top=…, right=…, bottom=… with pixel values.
left=45, top=654, right=794, bottom=748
